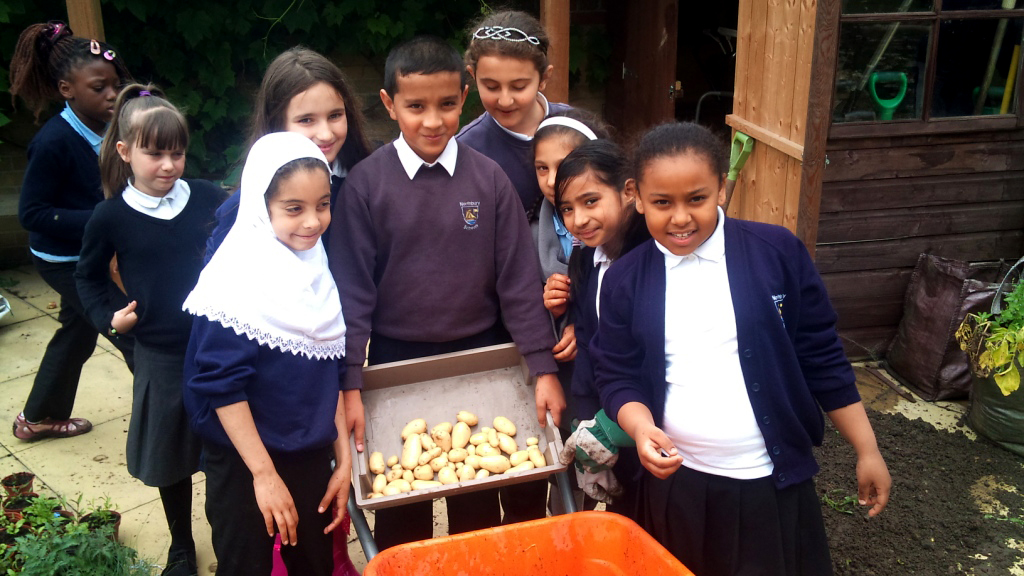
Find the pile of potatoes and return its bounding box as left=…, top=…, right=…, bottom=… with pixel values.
left=366, top=411, right=547, bottom=498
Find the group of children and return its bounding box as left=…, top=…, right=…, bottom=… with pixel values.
left=11, top=9, right=891, bottom=576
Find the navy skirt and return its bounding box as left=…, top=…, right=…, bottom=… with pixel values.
left=642, top=466, right=833, bottom=576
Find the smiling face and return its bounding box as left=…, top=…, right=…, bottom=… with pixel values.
left=58, top=60, right=121, bottom=134
left=380, top=72, right=467, bottom=164
left=117, top=140, right=185, bottom=198
left=284, top=82, right=348, bottom=164
left=557, top=169, right=630, bottom=248
left=635, top=153, right=725, bottom=256
left=267, top=167, right=332, bottom=252
left=471, top=55, right=551, bottom=136
left=534, top=136, right=577, bottom=205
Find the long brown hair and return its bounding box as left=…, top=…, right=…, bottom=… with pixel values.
left=99, top=84, right=188, bottom=198
left=249, top=47, right=371, bottom=171
left=9, top=20, right=131, bottom=120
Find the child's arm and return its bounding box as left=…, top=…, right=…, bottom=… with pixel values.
left=343, top=389, right=365, bottom=453
left=544, top=273, right=570, bottom=318
left=826, top=402, right=891, bottom=517
left=18, top=138, right=95, bottom=241
left=319, top=389, right=351, bottom=534
left=617, top=402, right=682, bottom=478
left=75, top=204, right=135, bottom=334
left=215, top=402, right=300, bottom=545
left=553, top=323, right=576, bottom=362
left=535, top=373, right=566, bottom=428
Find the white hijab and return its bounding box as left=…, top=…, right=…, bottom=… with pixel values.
left=183, top=132, right=346, bottom=360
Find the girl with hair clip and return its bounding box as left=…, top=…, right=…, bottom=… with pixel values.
left=591, top=122, right=890, bottom=575
left=206, top=46, right=371, bottom=262
left=458, top=9, right=572, bottom=220
left=75, top=84, right=225, bottom=576
left=183, top=132, right=350, bottom=576
left=9, top=20, right=133, bottom=441
left=548, top=139, right=648, bottom=518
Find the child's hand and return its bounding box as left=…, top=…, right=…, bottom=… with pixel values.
left=253, top=470, right=298, bottom=545
left=634, top=421, right=683, bottom=479
left=344, top=389, right=365, bottom=453
left=544, top=273, right=571, bottom=318
left=553, top=324, right=577, bottom=362
left=535, top=373, right=566, bottom=428
left=319, top=464, right=351, bottom=534
left=856, top=450, right=891, bottom=517
left=111, top=300, right=138, bottom=334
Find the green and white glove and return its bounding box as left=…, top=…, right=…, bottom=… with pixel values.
left=559, top=409, right=635, bottom=503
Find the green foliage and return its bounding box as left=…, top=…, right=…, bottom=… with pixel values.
left=3, top=0, right=496, bottom=178
left=11, top=525, right=154, bottom=575
left=957, top=280, right=1024, bottom=396
left=821, top=489, right=858, bottom=515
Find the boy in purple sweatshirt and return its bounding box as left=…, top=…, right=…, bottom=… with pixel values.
left=328, top=36, right=564, bottom=549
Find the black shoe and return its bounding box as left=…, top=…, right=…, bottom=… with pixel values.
left=162, top=547, right=198, bottom=576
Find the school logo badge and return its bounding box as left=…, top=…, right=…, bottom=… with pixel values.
left=460, top=201, right=480, bottom=230
left=772, top=293, right=786, bottom=326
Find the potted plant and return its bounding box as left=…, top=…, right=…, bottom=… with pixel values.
left=5, top=522, right=155, bottom=575
left=79, top=496, right=122, bottom=541
left=2, top=492, right=38, bottom=522
left=21, top=495, right=72, bottom=533
left=1, top=472, right=34, bottom=498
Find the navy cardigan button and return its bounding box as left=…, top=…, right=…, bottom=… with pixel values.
left=762, top=416, right=771, bottom=425
left=751, top=382, right=760, bottom=392
left=743, top=349, right=752, bottom=358
left=778, top=473, right=787, bottom=482
left=772, top=445, right=781, bottom=455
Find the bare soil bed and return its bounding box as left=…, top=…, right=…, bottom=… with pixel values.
left=815, top=409, right=1024, bottom=575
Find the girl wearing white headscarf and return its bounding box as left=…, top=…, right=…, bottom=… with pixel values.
left=182, top=132, right=349, bottom=576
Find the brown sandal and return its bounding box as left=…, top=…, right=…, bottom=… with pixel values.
left=12, top=412, right=92, bottom=441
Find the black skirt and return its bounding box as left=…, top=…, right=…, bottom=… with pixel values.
left=641, top=466, right=833, bottom=576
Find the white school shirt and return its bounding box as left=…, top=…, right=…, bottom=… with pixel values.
left=121, top=179, right=191, bottom=219
left=394, top=134, right=458, bottom=179
left=659, top=208, right=774, bottom=479
left=593, top=245, right=611, bottom=320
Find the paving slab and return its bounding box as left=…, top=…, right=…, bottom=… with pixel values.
left=0, top=287, right=44, bottom=326
left=120, top=477, right=215, bottom=575
left=0, top=266, right=59, bottom=317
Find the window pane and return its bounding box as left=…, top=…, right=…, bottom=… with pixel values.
left=932, top=18, right=1023, bottom=117
left=833, top=22, right=931, bottom=122
left=842, top=0, right=932, bottom=14
left=942, top=0, right=1013, bottom=9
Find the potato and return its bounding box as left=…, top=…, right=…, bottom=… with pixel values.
left=368, top=452, right=386, bottom=475
left=487, top=428, right=499, bottom=448
left=497, top=433, right=517, bottom=455
left=386, top=455, right=399, bottom=467
left=401, top=435, right=422, bottom=470
left=420, top=433, right=436, bottom=452
left=480, top=455, right=511, bottom=474
left=418, top=451, right=434, bottom=466
left=431, top=422, right=453, bottom=436
left=372, top=473, right=387, bottom=494
left=448, top=448, right=468, bottom=463
left=464, top=454, right=481, bottom=469
left=391, top=463, right=403, bottom=471
left=445, top=462, right=456, bottom=471
left=456, top=411, right=479, bottom=426
left=401, top=418, right=427, bottom=440
left=507, top=461, right=535, bottom=474
left=467, top=445, right=476, bottom=456
left=528, top=446, right=547, bottom=468
left=438, top=467, right=459, bottom=485
left=452, top=421, right=472, bottom=450
left=402, top=470, right=414, bottom=483
left=370, top=493, right=384, bottom=499
left=493, top=416, right=517, bottom=437
left=411, top=479, right=442, bottom=490
left=469, top=433, right=487, bottom=446
left=413, top=465, right=434, bottom=481
left=384, top=479, right=411, bottom=495
left=385, top=468, right=403, bottom=483
left=429, top=454, right=448, bottom=472
left=455, top=462, right=464, bottom=470
left=458, top=463, right=476, bottom=482
left=431, top=429, right=452, bottom=452
left=509, top=450, right=530, bottom=467
left=476, top=443, right=500, bottom=458
left=526, top=437, right=539, bottom=447
left=475, top=469, right=490, bottom=479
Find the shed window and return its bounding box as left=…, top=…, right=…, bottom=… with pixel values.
left=832, top=1, right=1024, bottom=135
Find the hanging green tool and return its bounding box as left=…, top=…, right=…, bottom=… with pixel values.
left=868, top=71, right=908, bottom=121
left=724, top=131, right=753, bottom=212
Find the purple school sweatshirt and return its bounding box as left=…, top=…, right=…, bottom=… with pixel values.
left=329, top=141, right=558, bottom=389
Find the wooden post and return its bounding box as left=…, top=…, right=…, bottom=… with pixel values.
left=540, top=0, right=570, bottom=103
left=66, top=0, right=105, bottom=41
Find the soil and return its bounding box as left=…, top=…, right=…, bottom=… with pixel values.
left=815, top=409, right=1024, bottom=575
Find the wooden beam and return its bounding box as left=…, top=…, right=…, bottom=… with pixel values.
left=725, top=114, right=805, bottom=160
left=540, top=0, right=570, bottom=103
left=66, top=0, right=105, bottom=41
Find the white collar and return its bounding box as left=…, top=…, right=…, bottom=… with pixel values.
left=655, top=207, right=726, bottom=268
left=183, top=132, right=346, bottom=360
left=331, top=159, right=347, bottom=179
left=124, top=178, right=187, bottom=209
left=593, top=245, right=612, bottom=266
left=491, top=92, right=551, bottom=141
left=394, top=134, right=458, bottom=179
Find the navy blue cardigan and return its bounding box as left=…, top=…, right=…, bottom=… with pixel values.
left=590, top=218, right=860, bottom=489
left=569, top=246, right=602, bottom=421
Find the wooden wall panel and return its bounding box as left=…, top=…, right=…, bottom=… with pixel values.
left=817, top=202, right=1024, bottom=243
left=816, top=231, right=1023, bottom=274
left=820, top=171, right=1024, bottom=212
left=823, top=140, right=1024, bottom=182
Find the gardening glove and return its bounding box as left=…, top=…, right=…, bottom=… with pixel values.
left=559, top=410, right=635, bottom=503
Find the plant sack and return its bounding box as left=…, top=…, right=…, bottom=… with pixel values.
left=968, top=374, right=1024, bottom=457
left=886, top=254, right=1008, bottom=401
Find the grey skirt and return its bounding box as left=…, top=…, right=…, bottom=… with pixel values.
left=126, top=342, right=201, bottom=487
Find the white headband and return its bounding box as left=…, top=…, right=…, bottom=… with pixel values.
left=537, top=117, right=599, bottom=141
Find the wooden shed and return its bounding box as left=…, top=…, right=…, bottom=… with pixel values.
left=587, top=0, right=1024, bottom=359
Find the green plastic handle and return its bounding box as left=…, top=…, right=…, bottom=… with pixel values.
left=728, top=131, right=753, bottom=182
